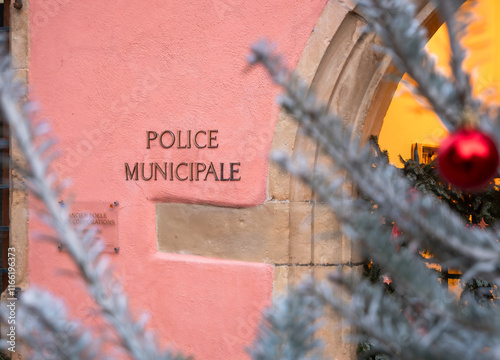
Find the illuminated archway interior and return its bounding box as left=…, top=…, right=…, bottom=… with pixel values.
left=379, top=0, right=499, bottom=164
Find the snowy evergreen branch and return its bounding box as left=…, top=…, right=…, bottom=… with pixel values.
left=312, top=271, right=500, bottom=360
left=356, top=0, right=469, bottom=129
left=248, top=1, right=500, bottom=356
left=0, top=41, right=189, bottom=360
left=1, top=287, right=103, bottom=359
left=433, top=0, right=474, bottom=109
left=248, top=284, right=325, bottom=360
left=279, top=158, right=500, bottom=358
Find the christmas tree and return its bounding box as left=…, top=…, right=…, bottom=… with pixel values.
left=247, top=0, right=500, bottom=359
left=356, top=137, right=500, bottom=359
left=370, top=136, right=500, bottom=293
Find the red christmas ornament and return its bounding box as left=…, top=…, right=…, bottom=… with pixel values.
left=437, top=128, right=499, bottom=191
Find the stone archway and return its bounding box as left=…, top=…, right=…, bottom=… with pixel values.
left=267, top=0, right=445, bottom=287
left=262, top=1, right=446, bottom=355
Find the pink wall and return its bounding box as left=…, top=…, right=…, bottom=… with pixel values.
left=28, top=1, right=327, bottom=358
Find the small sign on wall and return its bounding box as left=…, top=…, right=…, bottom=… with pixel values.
left=60, top=201, right=119, bottom=253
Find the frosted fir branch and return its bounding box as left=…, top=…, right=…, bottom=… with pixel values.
left=310, top=272, right=500, bottom=360
left=311, top=275, right=433, bottom=360
left=0, top=42, right=189, bottom=360
left=273, top=133, right=500, bottom=357
left=432, top=0, right=475, bottom=109
left=277, top=152, right=496, bottom=283
left=251, top=269, right=500, bottom=360
left=248, top=1, right=500, bottom=359
left=356, top=0, right=470, bottom=129
left=249, top=19, right=500, bottom=357
left=248, top=283, right=326, bottom=360
left=276, top=156, right=500, bottom=345
left=249, top=37, right=500, bottom=355
left=0, top=287, right=103, bottom=360
left=249, top=41, right=500, bottom=284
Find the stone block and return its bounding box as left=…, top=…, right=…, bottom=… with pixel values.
left=295, top=0, right=350, bottom=84
left=313, top=265, right=358, bottom=359
left=14, top=68, right=28, bottom=85
left=273, top=265, right=289, bottom=299
left=289, top=201, right=312, bottom=264
left=313, top=203, right=345, bottom=264
left=268, top=110, right=297, bottom=201
left=289, top=134, right=317, bottom=202
left=287, top=264, right=314, bottom=288
left=10, top=1, right=30, bottom=70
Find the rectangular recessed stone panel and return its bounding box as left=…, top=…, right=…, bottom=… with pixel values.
left=156, top=203, right=290, bottom=263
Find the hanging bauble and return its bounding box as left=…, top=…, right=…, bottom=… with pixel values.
left=437, top=128, right=499, bottom=191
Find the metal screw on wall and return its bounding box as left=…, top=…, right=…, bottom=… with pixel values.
left=13, top=0, right=23, bottom=10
